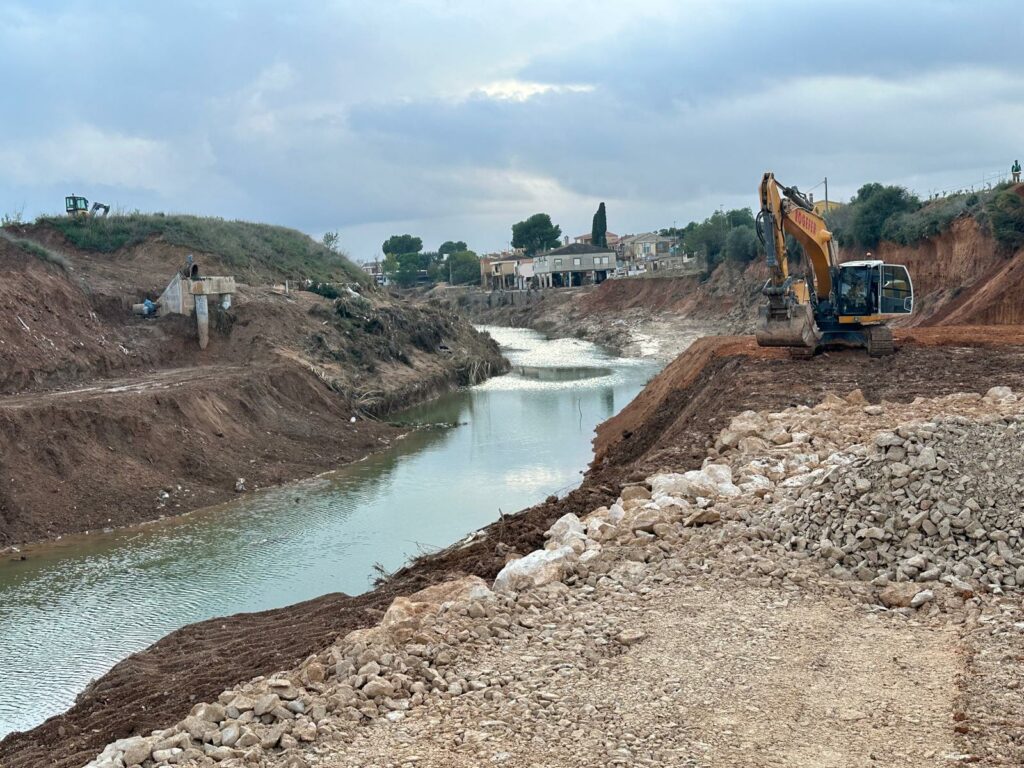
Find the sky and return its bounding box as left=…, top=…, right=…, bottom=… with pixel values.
left=2, top=0, right=1022, bottom=261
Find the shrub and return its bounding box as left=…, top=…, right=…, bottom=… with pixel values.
left=985, top=189, right=1024, bottom=251
left=723, top=224, right=760, bottom=262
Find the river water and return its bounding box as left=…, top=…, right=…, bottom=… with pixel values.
left=0, top=326, right=662, bottom=737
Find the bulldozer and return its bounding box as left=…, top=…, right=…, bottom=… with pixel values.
left=65, top=194, right=110, bottom=218
left=754, top=172, right=913, bottom=357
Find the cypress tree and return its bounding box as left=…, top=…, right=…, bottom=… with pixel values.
left=591, top=202, right=607, bottom=247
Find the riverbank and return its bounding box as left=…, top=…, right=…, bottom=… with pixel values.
left=447, top=265, right=763, bottom=361
left=7, top=327, right=1024, bottom=767
left=0, top=229, right=507, bottom=549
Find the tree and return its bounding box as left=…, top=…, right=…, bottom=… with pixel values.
left=511, top=213, right=562, bottom=256
left=849, top=184, right=919, bottom=248
left=591, top=202, right=607, bottom=247
left=723, top=224, right=760, bottom=262
left=321, top=231, right=340, bottom=253
left=382, top=234, right=423, bottom=256
left=448, top=250, right=481, bottom=285
left=725, top=208, right=755, bottom=229
left=384, top=252, right=421, bottom=287
left=682, top=210, right=729, bottom=265
left=438, top=240, right=467, bottom=257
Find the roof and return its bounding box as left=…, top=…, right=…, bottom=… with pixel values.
left=574, top=231, right=619, bottom=240
left=543, top=242, right=615, bottom=256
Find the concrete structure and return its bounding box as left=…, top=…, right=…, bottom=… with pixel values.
left=514, top=258, right=536, bottom=290
left=533, top=242, right=616, bottom=288
left=648, top=251, right=706, bottom=275
left=137, top=262, right=236, bottom=350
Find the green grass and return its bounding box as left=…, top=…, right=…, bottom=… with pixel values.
left=0, top=232, right=71, bottom=270
left=33, top=213, right=368, bottom=284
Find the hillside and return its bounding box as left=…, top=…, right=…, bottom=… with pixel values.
left=0, top=218, right=506, bottom=546
left=23, top=214, right=367, bottom=285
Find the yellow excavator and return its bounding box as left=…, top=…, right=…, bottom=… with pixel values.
left=755, top=172, right=913, bottom=357
left=65, top=194, right=110, bottom=218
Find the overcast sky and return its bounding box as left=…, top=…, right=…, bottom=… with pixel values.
left=2, top=0, right=1022, bottom=260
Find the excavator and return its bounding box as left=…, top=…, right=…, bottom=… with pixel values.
left=754, top=172, right=914, bottom=357
left=65, top=194, right=110, bottom=218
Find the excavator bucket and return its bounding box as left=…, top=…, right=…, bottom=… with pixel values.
left=755, top=302, right=822, bottom=351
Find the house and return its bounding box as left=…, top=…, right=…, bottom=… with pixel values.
left=812, top=198, right=843, bottom=216
left=533, top=242, right=616, bottom=288
left=574, top=231, right=620, bottom=250
left=479, top=255, right=518, bottom=290
left=360, top=260, right=388, bottom=285
left=619, top=232, right=674, bottom=264
left=514, top=257, right=536, bottom=290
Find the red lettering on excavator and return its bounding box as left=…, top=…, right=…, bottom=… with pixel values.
left=793, top=209, right=817, bottom=233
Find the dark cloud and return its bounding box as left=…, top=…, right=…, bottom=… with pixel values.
left=1, top=0, right=1022, bottom=257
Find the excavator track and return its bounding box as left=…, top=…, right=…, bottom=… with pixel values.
left=865, top=325, right=895, bottom=357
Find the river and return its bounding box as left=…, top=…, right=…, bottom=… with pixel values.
left=0, top=326, right=663, bottom=737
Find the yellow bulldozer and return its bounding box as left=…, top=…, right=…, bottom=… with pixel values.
left=65, top=194, right=110, bottom=218
left=754, top=172, right=914, bottom=357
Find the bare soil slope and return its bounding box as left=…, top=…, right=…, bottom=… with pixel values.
left=6, top=328, right=1024, bottom=768
left=0, top=228, right=506, bottom=547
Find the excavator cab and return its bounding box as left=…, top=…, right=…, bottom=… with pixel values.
left=65, top=194, right=111, bottom=218
left=66, top=195, right=90, bottom=217
left=836, top=261, right=913, bottom=317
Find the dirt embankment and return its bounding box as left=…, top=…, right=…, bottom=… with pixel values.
left=454, top=262, right=765, bottom=357
left=839, top=214, right=1024, bottom=327
left=0, top=231, right=506, bottom=547
left=7, top=327, right=1024, bottom=768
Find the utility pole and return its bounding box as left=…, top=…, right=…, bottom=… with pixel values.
left=824, top=176, right=829, bottom=212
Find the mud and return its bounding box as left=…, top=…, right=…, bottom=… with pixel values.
left=5, top=328, right=1024, bottom=768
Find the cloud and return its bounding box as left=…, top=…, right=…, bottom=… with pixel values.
left=474, top=80, right=595, bottom=102
left=0, top=0, right=1021, bottom=256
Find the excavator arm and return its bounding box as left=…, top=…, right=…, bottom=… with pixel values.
left=758, top=172, right=835, bottom=300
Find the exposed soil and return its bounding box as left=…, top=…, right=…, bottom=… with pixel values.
left=0, top=234, right=506, bottom=547
left=6, top=327, right=1024, bottom=768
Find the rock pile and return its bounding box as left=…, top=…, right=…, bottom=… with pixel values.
left=713, top=387, right=1024, bottom=591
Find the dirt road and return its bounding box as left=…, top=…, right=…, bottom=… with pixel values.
left=306, top=577, right=959, bottom=768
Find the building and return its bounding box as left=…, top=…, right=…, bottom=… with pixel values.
left=574, top=231, right=621, bottom=250
left=479, top=255, right=518, bottom=290
left=811, top=198, right=843, bottom=216
left=533, top=242, right=616, bottom=288
left=619, top=232, right=675, bottom=265
left=360, top=260, right=388, bottom=286
left=514, top=257, right=536, bottom=290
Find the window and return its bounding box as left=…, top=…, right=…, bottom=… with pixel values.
left=573, top=257, right=582, bottom=266
left=554, top=258, right=562, bottom=267
left=880, top=265, right=913, bottom=314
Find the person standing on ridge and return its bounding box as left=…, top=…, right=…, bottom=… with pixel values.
left=1013, top=159, right=1021, bottom=183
